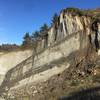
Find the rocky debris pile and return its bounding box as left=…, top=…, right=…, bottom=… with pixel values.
left=6, top=48, right=100, bottom=100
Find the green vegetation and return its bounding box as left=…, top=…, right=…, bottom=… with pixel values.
left=21, top=23, right=49, bottom=49
left=52, top=13, right=59, bottom=25
left=64, top=7, right=84, bottom=16
left=0, top=7, right=100, bottom=52
left=39, top=23, right=49, bottom=36
left=21, top=32, right=33, bottom=49
left=0, top=44, right=19, bottom=52
left=32, top=31, right=39, bottom=39
left=0, top=23, right=49, bottom=51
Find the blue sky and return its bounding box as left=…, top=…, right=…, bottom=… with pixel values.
left=0, top=0, right=100, bottom=45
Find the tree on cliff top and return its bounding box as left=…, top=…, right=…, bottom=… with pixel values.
left=39, top=24, right=49, bottom=37
left=32, top=31, right=40, bottom=40
left=52, top=13, right=59, bottom=25
left=22, top=32, right=33, bottom=49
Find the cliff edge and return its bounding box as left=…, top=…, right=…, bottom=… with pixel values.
left=0, top=8, right=100, bottom=100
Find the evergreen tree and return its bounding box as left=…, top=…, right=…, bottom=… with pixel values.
left=52, top=13, right=58, bottom=25
left=32, top=31, right=39, bottom=40
left=39, top=24, right=49, bottom=36
left=22, top=32, right=32, bottom=48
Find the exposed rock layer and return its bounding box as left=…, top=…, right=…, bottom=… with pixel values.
left=0, top=50, right=32, bottom=85
left=0, top=8, right=100, bottom=100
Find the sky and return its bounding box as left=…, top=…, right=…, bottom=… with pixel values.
left=0, top=0, right=100, bottom=45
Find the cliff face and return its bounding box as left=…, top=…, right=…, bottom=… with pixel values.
left=49, top=12, right=88, bottom=38
left=0, top=8, right=100, bottom=100
left=37, top=9, right=100, bottom=52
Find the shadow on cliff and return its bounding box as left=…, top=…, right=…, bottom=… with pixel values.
left=59, top=86, right=100, bottom=100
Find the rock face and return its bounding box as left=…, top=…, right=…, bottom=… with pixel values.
left=0, top=8, right=100, bottom=100
left=38, top=13, right=90, bottom=50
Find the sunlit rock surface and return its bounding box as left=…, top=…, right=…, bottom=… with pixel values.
left=0, top=50, right=32, bottom=85
left=0, top=8, right=100, bottom=100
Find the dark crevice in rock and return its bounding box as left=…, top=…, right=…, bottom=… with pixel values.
left=95, top=31, right=99, bottom=51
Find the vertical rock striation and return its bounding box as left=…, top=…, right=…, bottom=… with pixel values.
left=0, top=8, right=100, bottom=100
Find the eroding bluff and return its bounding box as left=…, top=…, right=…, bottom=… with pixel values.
left=0, top=8, right=100, bottom=100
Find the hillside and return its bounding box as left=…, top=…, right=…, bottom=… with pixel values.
left=15, top=50, right=100, bottom=100
left=0, top=8, right=100, bottom=100
left=0, top=50, right=32, bottom=85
